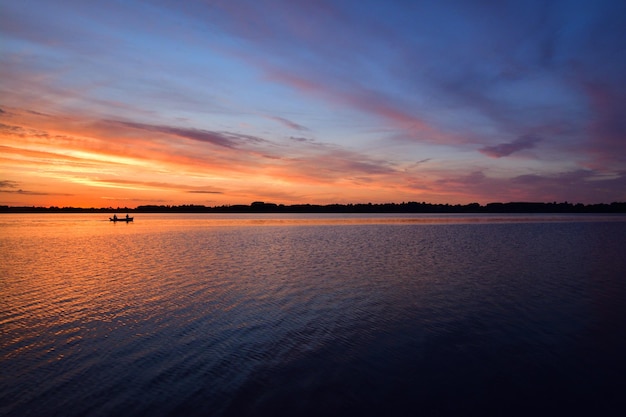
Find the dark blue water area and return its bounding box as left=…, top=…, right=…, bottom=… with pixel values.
left=215, top=223, right=626, bottom=417
left=2, top=219, right=626, bottom=416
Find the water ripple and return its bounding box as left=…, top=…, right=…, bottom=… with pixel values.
left=2, top=215, right=626, bottom=416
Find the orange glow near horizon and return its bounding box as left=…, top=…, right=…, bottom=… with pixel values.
left=1, top=102, right=617, bottom=208
left=1, top=106, right=491, bottom=208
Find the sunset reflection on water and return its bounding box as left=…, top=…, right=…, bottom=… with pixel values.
left=2, top=213, right=626, bottom=416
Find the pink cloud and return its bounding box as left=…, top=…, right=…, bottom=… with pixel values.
left=581, top=81, right=626, bottom=169
left=263, top=68, right=447, bottom=140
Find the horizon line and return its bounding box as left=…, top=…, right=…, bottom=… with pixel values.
left=2, top=200, right=625, bottom=213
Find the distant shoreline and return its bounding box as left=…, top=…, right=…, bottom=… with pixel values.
left=2, top=201, right=625, bottom=214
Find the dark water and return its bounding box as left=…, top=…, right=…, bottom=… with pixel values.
left=2, top=214, right=626, bottom=416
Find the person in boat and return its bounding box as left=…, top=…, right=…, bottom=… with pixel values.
left=113, top=214, right=117, bottom=220
left=125, top=214, right=129, bottom=220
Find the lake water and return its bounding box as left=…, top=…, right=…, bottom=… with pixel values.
left=2, top=213, right=626, bottom=416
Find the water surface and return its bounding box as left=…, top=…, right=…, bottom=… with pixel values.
left=2, top=213, right=625, bottom=416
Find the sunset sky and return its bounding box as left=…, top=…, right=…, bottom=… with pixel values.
left=2, top=0, right=625, bottom=208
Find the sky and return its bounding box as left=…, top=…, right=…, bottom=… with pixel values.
left=1, top=0, right=625, bottom=208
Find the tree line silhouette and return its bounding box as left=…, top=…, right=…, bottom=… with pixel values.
left=2, top=201, right=625, bottom=213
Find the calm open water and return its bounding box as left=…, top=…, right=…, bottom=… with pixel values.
left=1, top=213, right=626, bottom=416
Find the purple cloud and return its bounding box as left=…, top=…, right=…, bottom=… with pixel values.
left=0, top=179, right=68, bottom=196
left=110, top=120, right=268, bottom=149
left=0, top=180, right=19, bottom=189
left=267, top=115, right=308, bottom=131
left=289, top=136, right=313, bottom=143
left=511, top=170, right=626, bottom=202
left=479, top=135, right=542, bottom=158
left=427, top=169, right=626, bottom=204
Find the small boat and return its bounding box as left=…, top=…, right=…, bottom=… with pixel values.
left=110, top=216, right=133, bottom=222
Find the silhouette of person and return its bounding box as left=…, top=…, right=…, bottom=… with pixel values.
left=113, top=214, right=117, bottom=220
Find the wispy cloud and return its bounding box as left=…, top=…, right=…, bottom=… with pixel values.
left=111, top=121, right=242, bottom=149
left=0, top=180, right=19, bottom=189
left=90, top=178, right=224, bottom=193
left=479, top=134, right=542, bottom=158
left=262, top=68, right=439, bottom=140
left=0, top=180, right=70, bottom=196
left=266, top=115, right=308, bottom=131
left=511, top=170, right=626, bottom=202
left=289, top=136, right=314, bottom=143
left=428, top=169, right=626, bottom=204
left=0, top=189, right=52, bottom=195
